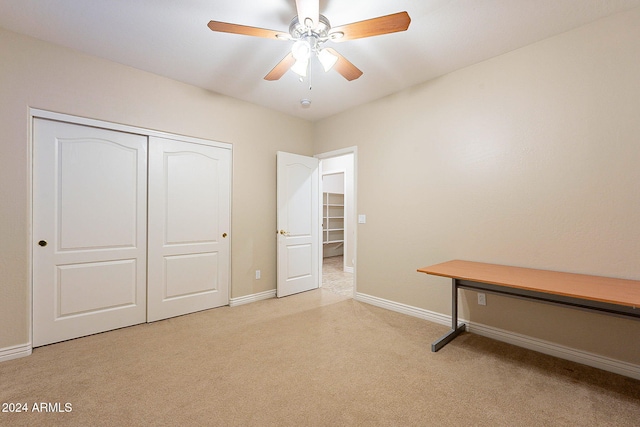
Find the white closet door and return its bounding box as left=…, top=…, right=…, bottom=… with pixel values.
left=33, top=119, right=148, bottom=347
left=147, top=136, right=230, bottom=322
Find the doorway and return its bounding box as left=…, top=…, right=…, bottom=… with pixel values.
left=317, top=148, right=356, bottom=297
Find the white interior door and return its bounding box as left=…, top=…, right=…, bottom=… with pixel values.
left=276, top=151, right=320, bottom=297
left=33, top=119, right=148, bottom=347
left=147, top=136, right=231, bottom=322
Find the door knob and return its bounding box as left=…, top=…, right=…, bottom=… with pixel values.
left=279, top=230, right=290, bottom=236
left=38, top=240, right=47, bottom=247
left=222, top=233, right=227, bottom=238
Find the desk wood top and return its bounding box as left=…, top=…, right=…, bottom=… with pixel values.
left=418, top=260, right=640, bottom=308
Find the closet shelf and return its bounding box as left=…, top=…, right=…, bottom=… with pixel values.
left=322, top=192, right=344, bottom=251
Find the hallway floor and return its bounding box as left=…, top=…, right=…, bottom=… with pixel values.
left=321, top=255, right=353, bottom=297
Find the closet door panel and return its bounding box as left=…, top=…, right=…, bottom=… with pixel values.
left=164, top=253, right=218, bottom=298
left=165, top=152, right=220, bottom=243
left=147, top=136, right=230, bottom=322
left=33, top=119, right=147, bottom=347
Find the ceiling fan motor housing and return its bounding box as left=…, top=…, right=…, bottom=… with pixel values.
left=289, top=14, right=331, bottom=41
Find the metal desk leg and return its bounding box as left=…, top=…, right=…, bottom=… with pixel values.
left=431, top=278, right=466, bottom=352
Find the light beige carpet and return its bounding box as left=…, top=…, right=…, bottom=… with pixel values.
left=1, top=289, right=639, bottom=426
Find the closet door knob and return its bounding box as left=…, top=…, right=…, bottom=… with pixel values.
left=38, top=240, right=48, bottom=247
left=222, top=233, right=227, bottom=238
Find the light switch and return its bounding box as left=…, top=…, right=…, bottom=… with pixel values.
left=358, top=214, right=366, bottom=224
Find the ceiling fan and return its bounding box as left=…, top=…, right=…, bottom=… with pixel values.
left=207, top=0, right=411, bottom=82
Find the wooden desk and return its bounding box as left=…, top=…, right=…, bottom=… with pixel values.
left=417, top=260, right=640, bottom=352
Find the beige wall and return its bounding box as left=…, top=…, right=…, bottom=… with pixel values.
left=0, top=28, right=312, bottom=351
left=313, top=8, right=640, bottom=364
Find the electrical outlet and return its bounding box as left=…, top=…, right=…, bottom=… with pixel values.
left=478, top=293, right=486, bottom=306
left=255, top=270, right=261, bottom=280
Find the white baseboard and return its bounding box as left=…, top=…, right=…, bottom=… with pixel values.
left=344, top=266, right=354, bottom=274
left=229, top=289, right=276, bottom=307
left=354, top=292, right=640, bottom=380
left=0, top=343, right=32, bottom=363
left=355, top=292, right=451, bottom=326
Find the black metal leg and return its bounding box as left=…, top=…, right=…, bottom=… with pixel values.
left=451, top=277, right=458, bottom=329
left=431, top=278, right=466, bottom=352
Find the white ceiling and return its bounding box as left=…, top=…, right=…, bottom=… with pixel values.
left=1, top=0, right=639, bottom=121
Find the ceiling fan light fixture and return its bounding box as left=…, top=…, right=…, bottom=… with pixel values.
left=292, top=40, right=311, bottom=61
left=318, top=48, right=338, bottom=72
left=291, top=58, right=309, bottom=77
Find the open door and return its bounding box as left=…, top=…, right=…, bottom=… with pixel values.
left=276, top=151, right=320, bottom=297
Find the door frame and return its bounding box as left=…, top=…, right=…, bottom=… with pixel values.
left=29, top=108, right=233, bottom=349
left=315, top=146, right=358, bottom=296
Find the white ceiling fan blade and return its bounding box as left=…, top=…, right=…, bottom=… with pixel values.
left=295, top=0, right=319, bottom=29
